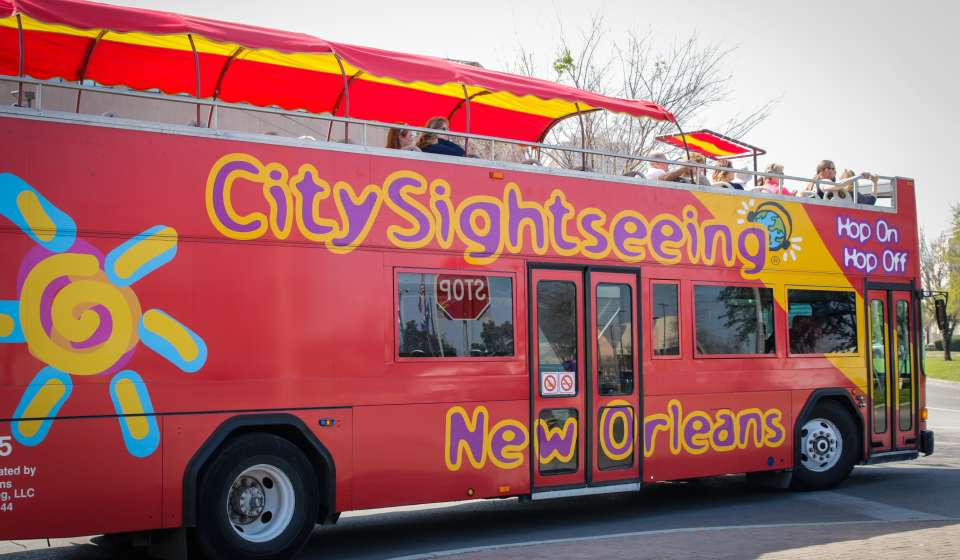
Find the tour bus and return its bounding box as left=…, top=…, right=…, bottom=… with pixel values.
left=0, top=1, right=934, bottom=559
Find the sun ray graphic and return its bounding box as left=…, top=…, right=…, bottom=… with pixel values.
left=0, top=173, right=207, bottom=458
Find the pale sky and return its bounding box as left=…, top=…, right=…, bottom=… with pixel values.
left=102, top=0, right=960, bottom=239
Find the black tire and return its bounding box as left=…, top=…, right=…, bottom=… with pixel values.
left=792, top=401, right=860, bottom=490
left=194, top=433, right=319, bottom=560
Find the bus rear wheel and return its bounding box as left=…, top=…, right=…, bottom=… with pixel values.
left=194, top=433, right=319, bottom=560
left=792, top=401, right=859, bottom=490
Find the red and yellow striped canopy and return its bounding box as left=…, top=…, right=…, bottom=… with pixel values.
left=0, top=0, right=675, bottom=142
left=656, top=130, right=764, bottom=160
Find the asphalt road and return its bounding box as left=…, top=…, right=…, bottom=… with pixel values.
left=3, top=380, right=959, bottom=559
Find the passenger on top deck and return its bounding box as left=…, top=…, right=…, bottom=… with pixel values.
left=679, top=153, right=712, bottom=186
left=754, top=163, right=794, bottom=196
left=417, top=117, right=466, bottom=156
left=710, top=160, right=743, bottom=190
left=644, top=151, right=670, bottom=181
left=832, top=169, right=879, bottom=205
left=799, top=160, right=875, bottom=202
left=386, top=124, right=421, bottom=151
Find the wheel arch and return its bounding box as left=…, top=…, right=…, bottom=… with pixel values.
left=182, top=413, right=337, bottom=527
left=794, top=388, right=865, bottom=466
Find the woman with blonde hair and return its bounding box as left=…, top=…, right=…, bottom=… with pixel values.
left=710, top=159, right=740, bottom=189
left=385, top=124, right=420, bottom=151
left=674, top=153, right=710, bottom=186
left=755, top=163, right=793, bottom=195
left=416, top=116, right=465, bottom=156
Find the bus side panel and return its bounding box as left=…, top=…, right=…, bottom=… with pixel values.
left=0, top=416, right=161, bottom=539
left=352, top=401, right=530, bottom=510
left=161, top=409, right=354, bottom=529
left=642, top=391, right=792, bottom=482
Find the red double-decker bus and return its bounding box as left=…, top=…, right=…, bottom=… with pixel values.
left=0, top=2, right=934, bottom=559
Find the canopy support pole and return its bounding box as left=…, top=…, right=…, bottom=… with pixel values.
left=672, top=120, right=693, bottom=176
left=461, top=84, right=471, bottom=154
left=16, top=14, right=23, bottom=107
left=187, top=34, right=202, bottom=127
left=206, top=46, right=244, bottom=128
left=575, top=103, right=586, bottom=170
left=328, top=71, right=361, bottom=141
left=75, top=30, right=106, bottom=113
left=334, top=53, right=350, bottom=142
left=752, top=149, right=759, bottom=188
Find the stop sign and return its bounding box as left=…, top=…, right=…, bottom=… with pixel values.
left=436, top=274, right=490, bottom=320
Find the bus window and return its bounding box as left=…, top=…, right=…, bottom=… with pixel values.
left=787, top=289, right=858, bottom=355
left=537, top=281, right=578, bottom=381
left=694, top=285, right=775, bottom=356
left=596, top=283, right=633, bottom=395
left=896, top=300, right=913, bottom=431
left=397, top=273, right=514, bottom=358
left=538, top=408, right=579, bottom=474
left=870, top=299, right=888, bottom=433
left=652, top=282, right=680, bottom=357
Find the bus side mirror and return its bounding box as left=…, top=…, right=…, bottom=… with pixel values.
left=935, top=298, right=949, bottom=333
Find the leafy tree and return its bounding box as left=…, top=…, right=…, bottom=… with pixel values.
left=944, top=205, right=960, bottom=360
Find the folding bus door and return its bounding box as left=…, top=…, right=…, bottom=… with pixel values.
left=867, top=289, right=892, bottom=452
left=589, top=271, right=640, bottom=484
left=530, top=268, right=586, bottom=490
left=891, top=292, right=918, bottom=449
left=867, top=288, right=919, bottom=453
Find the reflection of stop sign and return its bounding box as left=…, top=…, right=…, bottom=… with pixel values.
left=436, top=275, right=490, bottom=320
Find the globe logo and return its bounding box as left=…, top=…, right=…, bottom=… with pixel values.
left=737, top=200, right=803, bottom=263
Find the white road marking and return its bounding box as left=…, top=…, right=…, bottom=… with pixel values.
left=388, top=519, right=953, bottom=560
left=927, top=406, right=960, bottom=413
left=795, top=491, right=948, bottom=522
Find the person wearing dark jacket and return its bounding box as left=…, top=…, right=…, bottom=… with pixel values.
left=417, top=116, right=466, bottom=156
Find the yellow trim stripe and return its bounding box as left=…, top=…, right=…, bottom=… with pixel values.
left=0, top=15, right=598, bottom=120
left=680, top=136, right=737, bottom=157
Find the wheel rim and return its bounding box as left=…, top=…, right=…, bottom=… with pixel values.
left=800, top=417, right=843, bottom=473
left=226, top=464, right=295, bottom=543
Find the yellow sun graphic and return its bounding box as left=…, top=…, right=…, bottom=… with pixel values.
left=1, top=173, right=206, bottom=457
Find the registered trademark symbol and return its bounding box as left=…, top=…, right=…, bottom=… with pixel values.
left=771, top=256, right=781, bottom=265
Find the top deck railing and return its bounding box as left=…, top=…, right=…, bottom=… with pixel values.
left=3, top=75, right=899, bottom=211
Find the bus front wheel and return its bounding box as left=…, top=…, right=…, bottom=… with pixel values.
left=194, top=433, right=319, bottom=560
left=792, top=401, right=859, bottom=490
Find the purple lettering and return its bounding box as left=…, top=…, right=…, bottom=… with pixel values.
left=703, top=223, right=734, bottom=264
left=650, top=218, right=684, bottom=262
left=738, top=411, right=763, bottom=448
left=506, top=187, right=546, bottom=251
left=446, top=408, right=487, bottom=469
left=387, top=176, right=432, bottom=245
left=458, top=200, right=502, bottom=261
left=292, top=169, right=335, bottom=237
left=612, top=215, right=648, bottom=260
left=547, top=194, right=577, bottom=252
left=738, top=227, right=767, bottom=274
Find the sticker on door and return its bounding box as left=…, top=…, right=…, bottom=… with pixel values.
left=541, top=371, right=575, bottom=396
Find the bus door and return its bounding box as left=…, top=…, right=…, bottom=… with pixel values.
left=866, top=288, right=918, bottom=453
left=530, top=267, right=640, bottom=494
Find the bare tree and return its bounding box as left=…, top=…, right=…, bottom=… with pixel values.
left=506, top=16, right=776, bottom=174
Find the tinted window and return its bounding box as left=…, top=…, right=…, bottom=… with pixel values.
left=788, top=289, right=858, bottom=354
left=596, top=284, right=633, bottom=395
left=597, top=405, right=635, bottom=470
left=694, top=285, right=775, bottom=355
left=652, top=283, right=679, bottom=356
left=538, top=408, right=578, bottom=475
left=896, top=300, right=913, bottom=431
left=398, top=273, right=513, bottom=358
left=537, top=281, right=578, bottom=377
left=870, top=299, right=887, bottom=433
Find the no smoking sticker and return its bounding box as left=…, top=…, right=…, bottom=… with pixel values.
left=541, top=371, right=575, bottom=396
